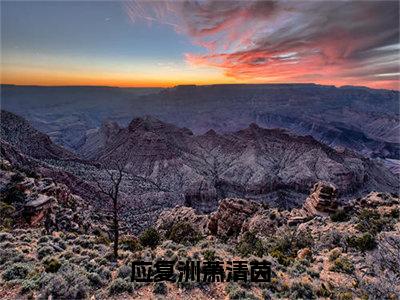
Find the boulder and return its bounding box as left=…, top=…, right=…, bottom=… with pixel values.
left=208, top=198, right=261, bottom=238
left=352, top=192, right=399, bottom=208
left=24, top=194, right=56, bottom=225
left=155, top=206, right=209, bottom=236
left=241, top=209, right=284, bottom=237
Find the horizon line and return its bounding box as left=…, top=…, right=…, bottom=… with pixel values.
left=1, top=82, right=398, bottom=92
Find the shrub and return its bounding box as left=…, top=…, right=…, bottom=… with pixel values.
left=81, top=259, right=98, bottom=273
left=162, top=240, right=179, bottom=250
left=37, top=245, right=55, bottom=260
left=109, top=278, right=133, bottom=295
left=164, top=249, right=175, bottom=258
left=267, top=228, right=313, bottom=266
left=56, top=239, right=67, bottom=250
left=65, top=232, right=77, bottom=241
left=60, top=250, right=74, bottom=260
left=330, top=209, right=350, bottom=222
left=270, top=249, right=292, bottom=267
left=307, top=269, right=320, bottom=278
left=0, top=218, right=13, bottom=231
left=388, top=207, right=399, bottom=218
left=236, top=232, right=265, bottom=257
left=120, top=236, right=142, bottom=251
left=38, top=235, right=51, bottom=244
left=1, top=184, right=25, bottom=205
left=19, top=167, right=39, bottom=179
left=330, top=257, right=354, bottom=274
left=87, top=272, right=104, bottom=288
left=291, top=259, right=309, bottom=275
left=356, top=209, right=392, bottom=235
left=21, top=279, right=39, bottom=294
left=39, top=264, right=89, bottom=300
left=290, top=282, right=316, bottom=299
left=176, top=281, right=201, bottom=291
left=72, top=245, right=82, bottom=254
left=94, top=257, right=108, bottom=266
left=43, top=257, right=61, bottom=273
left=94, top=235, right=111, bottom=245
left=153, top=282, right=167, bottom=295
left=0, top=248, right=19, bottom=265
left=177, top=250, right=188, bottom=261
left=139, top=228, right=160, bottom=249
left=203, top=249, right=216, bottom=261
left=323, top=230, right=345, bottom=249
left=347, top=233, right=376, bottom=252
left=95, top=265, right=112, bottom=281
left=336, top=291, right=353, bottom=300
left=225, top=283, right=258, bottom=300
left=316, top=283, right=332, bottom=298
left=2, top=262, right=32, bottom=281
left=0, top=202, right=15, bottom=230
left=329, top=249, right=341, bottom=262
left=0, top=160, right=11, bottom=171
left=295, top=230, right=314, bottom=249
left=80, top=249, right=98, bottom=259
left=275, top=229, right=313, bottom=254
left=0, top=241, right=15, bottom=250
left=117, top=265, right=131, bottom=279
left=166, top=222, right=201, bottom=244
left=21, top=235, right=32, bottom=243
left=0, top=232, right=14, bottom=242
left=76, top=236, right=94, bottom=248
left=11, top=172, right=25, bottom=183
left=93, top=244, right=108, bottom=254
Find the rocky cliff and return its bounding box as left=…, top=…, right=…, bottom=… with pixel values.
left=0, top=110, right=76, bottom=160
left=76, top=116, right=398, bottom=215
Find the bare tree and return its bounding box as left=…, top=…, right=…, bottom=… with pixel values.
left=91, top=161, right=126, bottom=261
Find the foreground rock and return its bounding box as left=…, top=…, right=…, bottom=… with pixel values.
left=0, top=177, right=398, bottom=299
left=0, top=158, right=107, bottom=234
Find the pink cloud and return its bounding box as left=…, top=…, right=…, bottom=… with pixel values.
left=124, top=1, right=400, bottom=89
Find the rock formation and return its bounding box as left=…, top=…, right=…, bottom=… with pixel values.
left=0, top=110, right=76, bottom=160
left=207, top=198, right=262, bottom=238
left=156, top=198, right=286, bottom=240
left=0, top=157, right=105, bottom=234
left=74, top=115, right=398, bottom=210
left=302, top=182, right=339, bottom=216
left=288, top=181, right=339, bottom=225
left=155, top=206, right=209, bottom=236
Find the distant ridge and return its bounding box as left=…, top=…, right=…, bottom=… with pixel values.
left=1, top=82, right=397, bottom=92
left=2, top=83, right=399, bottom=158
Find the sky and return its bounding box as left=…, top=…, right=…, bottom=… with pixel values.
left=1, top=0, right=399, bottom=89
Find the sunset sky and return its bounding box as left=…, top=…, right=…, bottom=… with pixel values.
left=1, top=0, right=399, bottom=89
